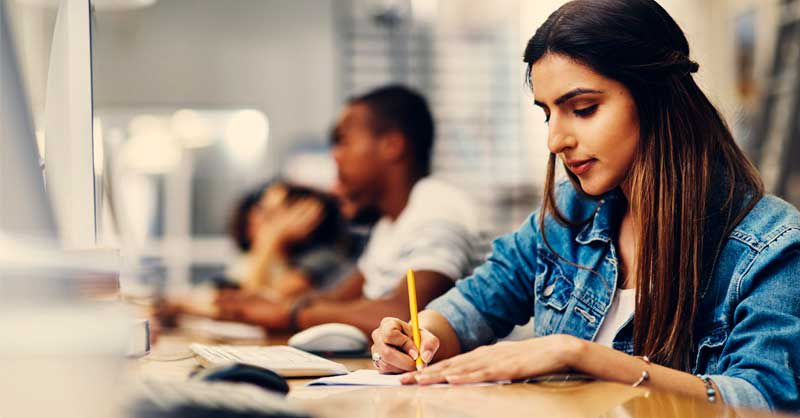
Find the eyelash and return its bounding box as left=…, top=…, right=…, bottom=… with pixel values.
left=574, top=104, right=598, bottom=117
left=543, top=104, right=598, bottom=125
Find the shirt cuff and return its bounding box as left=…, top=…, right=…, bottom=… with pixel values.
left=426, top=287, right=496, bottom=352
left=709, top=374, right=770, bottom=411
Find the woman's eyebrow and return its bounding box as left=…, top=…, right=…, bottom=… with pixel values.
left=535, top=88, right=604, bottom=108
left=554, top=88, right=603, bottom=105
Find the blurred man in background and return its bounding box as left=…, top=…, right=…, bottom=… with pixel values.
left=215, top=85, right=488, bottom=335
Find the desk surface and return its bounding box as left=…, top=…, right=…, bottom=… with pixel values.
left=133, top=330, right=794, bottom=418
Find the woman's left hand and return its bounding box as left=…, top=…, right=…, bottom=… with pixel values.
left=400, top=334, right=584, bottom=385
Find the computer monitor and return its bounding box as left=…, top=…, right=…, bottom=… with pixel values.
left=43, top=0, right=97, bottom=249
left=0, top=1, right=119, bottom=274
left=0, top=0, right=58, bottom=242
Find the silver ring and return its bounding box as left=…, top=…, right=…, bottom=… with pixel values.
left=371, top=352, right=382, bottom=366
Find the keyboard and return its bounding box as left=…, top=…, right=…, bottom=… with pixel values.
left=131, top=379, right=310, bottom=418
left=190, top=344, right=349, bottom=377
left=180, top=315, right=266, bottom=341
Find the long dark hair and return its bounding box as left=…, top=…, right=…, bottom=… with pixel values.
left=523, top=0, right=763, bottom=370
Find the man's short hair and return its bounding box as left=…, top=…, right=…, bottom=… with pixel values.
left=349, top=85, right=435, bottom=177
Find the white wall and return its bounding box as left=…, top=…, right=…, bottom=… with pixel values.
left=92, top=0, right=338, bottom=171
left=518, top=0, right=567, bottom=185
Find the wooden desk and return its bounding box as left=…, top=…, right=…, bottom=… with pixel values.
left=133, top=330, right=795, bottom=418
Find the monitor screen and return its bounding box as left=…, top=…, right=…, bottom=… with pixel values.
left=0, top=1, right=58, bottom=241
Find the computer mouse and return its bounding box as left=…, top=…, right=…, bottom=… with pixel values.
left=288, top=323, right=369, bottom=355
left=192, top=363, right=290, bottom=395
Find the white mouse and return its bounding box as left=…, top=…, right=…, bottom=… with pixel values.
left=288, top=323, right=369, bottom=354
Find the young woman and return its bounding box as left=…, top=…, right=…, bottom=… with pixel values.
left=369, top=0, right=800, bottom=412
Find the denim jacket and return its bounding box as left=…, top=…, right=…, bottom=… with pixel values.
left=428, top=181, right=800, bottom=412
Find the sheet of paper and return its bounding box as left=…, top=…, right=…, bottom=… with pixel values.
left=307, top=369, right=504, bottom=387
left=307, top=369, right=404, bottom=386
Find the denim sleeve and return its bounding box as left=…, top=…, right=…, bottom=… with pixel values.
left=708, top=375, right=769, bottom=410
left=715, top=234, right=800, bottom=412
left=426, top=213, right=539, bottom=352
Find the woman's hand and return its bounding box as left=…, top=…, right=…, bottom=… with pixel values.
left=370, top=317, right=441, bottom=374
left=400, top=334, right=584, bottom=385
left=254, top=198, right=324, bottom=250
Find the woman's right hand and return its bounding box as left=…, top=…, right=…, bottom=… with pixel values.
left=370, top=317, right=440, bottom=374
left=254, top=198, right=323, bottom=250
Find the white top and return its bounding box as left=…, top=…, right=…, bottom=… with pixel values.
left=358, top=177, right=488, bottom=300
left=594, top=288, right=636, bottom=347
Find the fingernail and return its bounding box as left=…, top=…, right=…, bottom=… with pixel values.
left=400, top=374, right=417, bottom=385
left=422, top=350, right=433, bottom=363
left=409, top=349, right=419, bottom=359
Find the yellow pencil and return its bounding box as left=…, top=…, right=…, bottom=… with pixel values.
left=406, top=268, right=424, bottom=370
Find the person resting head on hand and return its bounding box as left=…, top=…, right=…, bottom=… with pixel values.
left=157, top=181, right=357, bottom=325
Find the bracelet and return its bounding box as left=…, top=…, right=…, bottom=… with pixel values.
left=288, top=295, right=313, bottom=331
left=697, top=375, right=717, bottom=403
left=631, top=355, right=651, bottom=388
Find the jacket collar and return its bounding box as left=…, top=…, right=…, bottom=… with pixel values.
left=575, top=189, right=625, bottom=245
